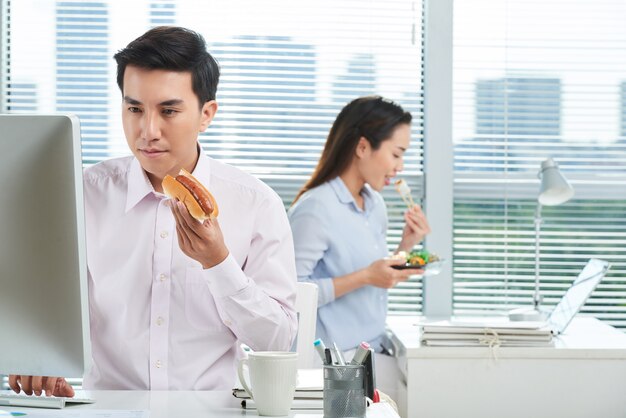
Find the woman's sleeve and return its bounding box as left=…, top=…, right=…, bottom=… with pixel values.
left=288, top=200, right=335, bottom=307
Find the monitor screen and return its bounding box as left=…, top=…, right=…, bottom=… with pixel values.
left=0, top=114, right=90, bottom=377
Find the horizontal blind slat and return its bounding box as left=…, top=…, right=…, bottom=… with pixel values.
left=452, top=0, right=626, bottom=329
left=2, top=0, right=426, bottom=314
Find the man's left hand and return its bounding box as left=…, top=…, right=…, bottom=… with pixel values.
left=170, top=200, right=229, bottom=269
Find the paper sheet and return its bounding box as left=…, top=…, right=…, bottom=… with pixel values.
left=0, top=410, right=149, bottom=418
left=291, top=402, right=399, bottom=418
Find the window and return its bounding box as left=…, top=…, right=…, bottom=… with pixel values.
left=1, top=0, right=426, bottom=313
left=452, top=0, right=626, bottom=328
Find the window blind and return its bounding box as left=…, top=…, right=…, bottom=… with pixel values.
left=452, top=0, right=626, bottom=328
left=1, top=0, right=425, bottom=314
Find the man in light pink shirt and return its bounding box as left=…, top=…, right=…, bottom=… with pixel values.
left=9, top=26, right=297, bottom=396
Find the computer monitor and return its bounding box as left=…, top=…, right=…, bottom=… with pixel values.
left=0, top=114, right=90, bottom=378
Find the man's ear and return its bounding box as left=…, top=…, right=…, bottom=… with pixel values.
left=355, top=136, right=370, bottom=158
left=199, top=100, right=218, bottom=132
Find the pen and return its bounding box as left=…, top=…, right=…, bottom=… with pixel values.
left=349, top=341, right=371, bottom=365
left=332, top=342, right=345, bottom=366
left=314, top=338, right=328, bottom=364
left=324, top=347, right=333, bottom=365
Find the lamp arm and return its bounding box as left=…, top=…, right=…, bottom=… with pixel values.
left=533, top=203, right=543, bottom=309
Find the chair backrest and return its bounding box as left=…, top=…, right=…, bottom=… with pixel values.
left=295, top=282, right=319, bottom=368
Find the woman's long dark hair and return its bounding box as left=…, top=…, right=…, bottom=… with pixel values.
left=292, top=95, right=412, bottom=205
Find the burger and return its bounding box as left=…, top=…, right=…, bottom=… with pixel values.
left=162, top=169, right=219, bottom=221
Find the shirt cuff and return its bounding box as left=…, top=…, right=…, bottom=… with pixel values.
left=202, top=253, right=249, bottom=298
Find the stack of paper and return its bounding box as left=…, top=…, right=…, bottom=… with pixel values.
left=233, top=368, right=323, bottom=408
left=419, top=320, right=554, bottom=347
left=240, top=398, right=323, bottom=410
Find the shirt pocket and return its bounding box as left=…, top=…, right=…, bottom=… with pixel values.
left=184, top=266, right=225, bottom=331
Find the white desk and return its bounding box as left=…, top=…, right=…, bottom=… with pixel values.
left=388, top=316, right=626, bottom=418
left=1, top=391, right=399, bottom=418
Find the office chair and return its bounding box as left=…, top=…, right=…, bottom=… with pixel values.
left=295, top=282, right=318, bottom=368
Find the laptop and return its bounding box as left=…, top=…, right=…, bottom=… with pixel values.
left=546, top=258, right=610, bottom=334
left=418, top=258, right=610, bottom=340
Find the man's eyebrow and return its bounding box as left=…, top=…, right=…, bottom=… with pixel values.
left=123, top=96, right=141, bottom=105
left=122, top=97, right=184, bottom=107
left=396, top=145, right=407, bottom=152
left=159, top=99, right=184, bottom=106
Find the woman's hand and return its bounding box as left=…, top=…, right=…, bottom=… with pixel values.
left=398, top=204, right=431, bottom=253
left=332, top=258, right=424, bottom=298
left=365, top=258, right=423, bottom=289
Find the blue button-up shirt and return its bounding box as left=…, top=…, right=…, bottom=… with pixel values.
left=288, top=177, right=389, bottom=351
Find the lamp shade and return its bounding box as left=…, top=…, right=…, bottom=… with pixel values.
left=537, top=158, right=574, bottom=206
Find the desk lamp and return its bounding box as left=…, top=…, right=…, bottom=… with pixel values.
left=509, top=158, right=574, bottom=321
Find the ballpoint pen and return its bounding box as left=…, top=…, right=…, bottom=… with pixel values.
left=313, top=338, right=328, bottom=364
left=349, top=341, right=371, bottom=365
left=332, top=342, right=345, bottom=366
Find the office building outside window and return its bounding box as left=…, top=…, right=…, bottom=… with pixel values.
left=0, top=0, right=426, bottom=314
left=452, top=0, right=626, bottom=328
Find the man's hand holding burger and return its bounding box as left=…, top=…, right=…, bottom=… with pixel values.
left=164, top=169, right=228, bottom=269
left=170, top=200, right=228, bottom=269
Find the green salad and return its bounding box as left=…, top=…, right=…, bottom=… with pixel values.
left=405, top=249, right=439, bottom=266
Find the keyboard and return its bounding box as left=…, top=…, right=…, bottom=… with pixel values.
left=0, top=391, right=95, bottom=409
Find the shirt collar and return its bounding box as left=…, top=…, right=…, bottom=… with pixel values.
left=125, top=145, right=212, bottom=213
left=329, top=176, right=375, bottom=213
left=125, top=158, right=156, bottom=213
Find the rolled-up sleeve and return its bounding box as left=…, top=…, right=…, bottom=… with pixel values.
left=288, top=199, right=335, bottom=307
left=203, top=192, right=298, bottom=352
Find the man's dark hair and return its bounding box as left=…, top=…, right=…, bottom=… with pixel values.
left=113, top=26, right=220, bottom=106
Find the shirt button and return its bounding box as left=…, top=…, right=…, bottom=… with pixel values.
left=224, top=319, right=232, bottom=327
left=156, top=316, right=164, bottom=326
left=156, top=360, right=162, bottom=368
left=159, top=274, right=167, bottom=282
left=160, top=231, right=169, bottom=239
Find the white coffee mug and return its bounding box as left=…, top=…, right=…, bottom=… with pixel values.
left=237, top=351, right=298, bottom=416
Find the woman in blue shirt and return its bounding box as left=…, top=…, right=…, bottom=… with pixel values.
left=288, top=96, right=430, bottom=398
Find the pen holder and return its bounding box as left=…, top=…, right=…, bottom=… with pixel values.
left=323, top=364, right=366, bottom=418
